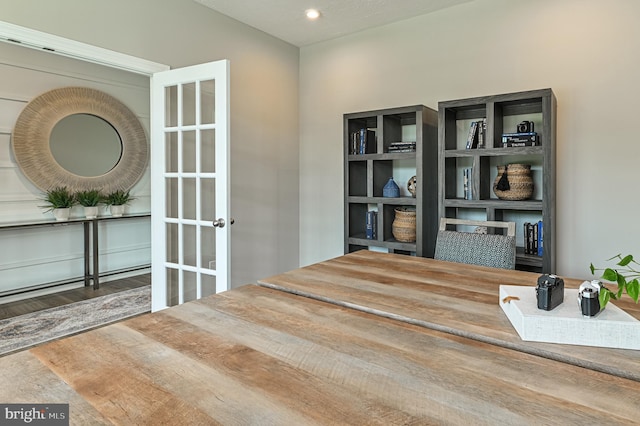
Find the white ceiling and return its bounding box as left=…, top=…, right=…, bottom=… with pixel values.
left=194, top=0, right=473, bottom=47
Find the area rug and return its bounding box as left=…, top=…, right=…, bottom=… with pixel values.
left=0, top=286, right=150, bottom=356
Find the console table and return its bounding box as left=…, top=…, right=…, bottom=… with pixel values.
left=0, top=213, right=150, bottom=293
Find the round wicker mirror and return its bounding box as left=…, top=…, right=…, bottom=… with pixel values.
left=12, top=87, right=148, bottom=193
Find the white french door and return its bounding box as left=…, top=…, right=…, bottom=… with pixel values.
left=150, top=60, right=230, bottom=312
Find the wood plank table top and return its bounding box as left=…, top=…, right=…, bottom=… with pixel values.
left=258, top=250, right=640, bottom=382
left=2, top=251, right=640, bottom=424
left=1, top=284, right=639, bottom=424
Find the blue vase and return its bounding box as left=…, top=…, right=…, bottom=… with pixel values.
left=383, top=177, right=400, bottom=197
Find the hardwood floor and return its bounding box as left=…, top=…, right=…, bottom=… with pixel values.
left=0, top=273, right=150, bottom=320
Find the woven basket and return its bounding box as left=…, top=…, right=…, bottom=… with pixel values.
left=392, top=207, right=416, bottom=242
left=493, top=164, right=533, bottom=201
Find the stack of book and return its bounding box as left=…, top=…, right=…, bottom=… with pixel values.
left=465, top=119, right=487, bottom=149
left=502, top=132, right=538, bottom=147
left=523, top=220, right=543, bottom=256
left=387, top=141, right=416, bottom=153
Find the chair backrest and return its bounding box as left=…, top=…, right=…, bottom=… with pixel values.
left=434, top=218, right=516, bottom=269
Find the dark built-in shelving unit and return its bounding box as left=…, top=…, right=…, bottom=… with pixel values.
left=438, top=88, right=556, bottom=273
left=344, top=105, right=438, bottom=257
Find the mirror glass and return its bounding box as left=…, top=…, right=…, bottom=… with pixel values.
left=49, top=113, right=122, bottom=177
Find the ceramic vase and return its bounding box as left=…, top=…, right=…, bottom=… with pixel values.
left=383, top=177, right=400, bottom=197
left=52, top=208, right=71, bottom=221
left=84, top=206, right=99, bottom=219
left=110, top=205, right=125, bottom=217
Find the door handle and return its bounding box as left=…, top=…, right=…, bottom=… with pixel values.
left=213, top=218, right=235, bottom=228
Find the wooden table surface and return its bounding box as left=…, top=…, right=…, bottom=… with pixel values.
left=1, top=251, right=639, bottom=424
left=259, top=250, right=640, bottom=382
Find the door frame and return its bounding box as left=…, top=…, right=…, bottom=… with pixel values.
left=0, top=21, right=168, bottom=75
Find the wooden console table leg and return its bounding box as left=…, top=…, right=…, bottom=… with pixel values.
left=93, top=219, right=99, bottom=290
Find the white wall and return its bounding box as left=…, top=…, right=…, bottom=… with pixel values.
left=0, top=0, right=300, bottom=290
left=299, top=0, right=640, bottom=279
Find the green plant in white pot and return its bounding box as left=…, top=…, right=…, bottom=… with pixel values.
left=41, top=186, right=76, bottom=221
left=76, top=189, right=103, bottom=219
left=103, top=190, right=134, bottom=217
left=590, top=254, right=640, bottom=309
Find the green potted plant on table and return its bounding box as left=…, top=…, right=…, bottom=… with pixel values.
left=103, top=189, right=134, bottom=217
left=590, top=254, right=640, bottom=309
left=75, top=189, right=103, bottom=219
left=41, top=186, right=76, bottom=221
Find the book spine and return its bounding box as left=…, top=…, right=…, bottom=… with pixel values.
left=502, top=133, right=538, bottom=145
left=388, top=141, right=416, bottom=148
left=502, top=132, right=538, bottom=137
left=358, top=128, right=366, bottom=154
left=537, top=220, right=543, bottom=256
left=502, top=141, right=538, bottom=148
left=524, top=222, right=534, bottom=255
left=463, top=168, right=472, bottom=200
left=351, top=132, right=358, bottom=154
left=477, top=118, right=487, bottom=148
left=533, top=222, right=539, bottom=256
left=366, top=211, right=377, bottom=239
left=466, top=121, right=479, bottom=149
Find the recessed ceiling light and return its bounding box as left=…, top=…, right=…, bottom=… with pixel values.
left=305, top=9, right=320, bottom=20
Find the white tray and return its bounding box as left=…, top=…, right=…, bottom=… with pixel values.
left=499, top=285, right=640, bottom=350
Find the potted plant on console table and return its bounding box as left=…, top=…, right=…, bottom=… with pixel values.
left=75, top=189, right=102, bottom=219
left=590, top=254, right=640, bottom=308
left=41, top=186, right=76, bottom=221
left=103, top=189, right=134, bottom=217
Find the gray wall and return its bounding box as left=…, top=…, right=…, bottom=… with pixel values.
left=6, top=0, right=634, bottom=289
left=0, top=0, right=300, bottom=290
left=299, top=0, right=640, bottom=279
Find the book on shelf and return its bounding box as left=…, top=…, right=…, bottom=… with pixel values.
left=532, top=222, right=538, bottom=255
left=502, top=132, right=538, bottom=147
left=503, top=140, right=538, bottom=148
left=366, top=211, right=377, bottom=239
left=537, top=220, right=543, bottom=256
left=463, top=168, right=472, bottom=200
left=388, top=141, right=416, bottom=153
left=524, top=222, right=533, bottom=255
left=523, top=221, right=543, bottom=256
left=477, top=119, right=487, bottom=148
left=352, top=128, right=376, bottom=155
left=465, top=121, right=479, bottom=149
